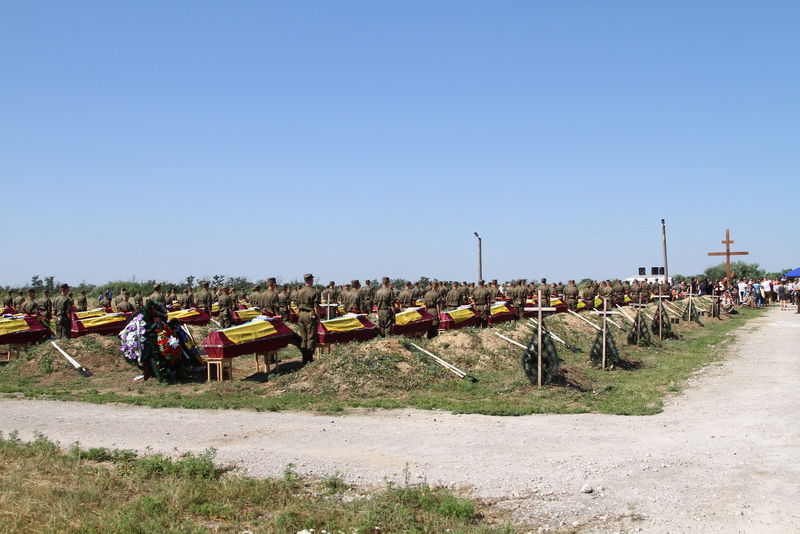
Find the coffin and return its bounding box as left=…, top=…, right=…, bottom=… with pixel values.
left=317, top=314, right=378, bottom=344
left=71, top=312, right=131, bottom=338
left=488, top=301, right=516, bottom=325
left=167, top=308, right=211, bottom=326
left=202, top=317, right=295, bottom=359
left=233, top=307, right=262, bottom=325
left=439, top=305, right=480, bottom=330
left=0, top=314, right=51, bottom=344
left=391, top=307, right=434, bottom=335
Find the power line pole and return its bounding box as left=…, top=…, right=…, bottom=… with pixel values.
left=474, top=232, right=483, bottom=280
left=661, top=218, right=669, bottom=282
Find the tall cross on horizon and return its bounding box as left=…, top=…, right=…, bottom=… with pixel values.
left=707, top=229, right=749, bottom=279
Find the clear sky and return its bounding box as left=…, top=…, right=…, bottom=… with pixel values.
left=2, top=1, right=797, bottom=286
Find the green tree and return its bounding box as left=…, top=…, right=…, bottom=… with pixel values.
left=30, top=275, right=43, bottom=290
left=703, top=261, right=765, bottom=281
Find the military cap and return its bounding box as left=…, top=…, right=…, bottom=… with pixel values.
left=253, top=284, right=262, bottom=290
left=303, top=273, right=314, bottom=280
left=491, top=279, right=497, bottom=284
left=351, top=279, right=358, bottom=285
left=267, top=277, right=276, bottom=284
left=382, top=276, right=390, bottom=283
left=153, top=283, right=161, bottom=290
left=27, top=289, right=35, bottom=295
left=201, top=281, right=209, bottom=287
left=478, top=279, right=485, bottom=284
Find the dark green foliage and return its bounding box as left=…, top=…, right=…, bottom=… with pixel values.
left=651, top=303, right=677, bottom=339
left=681, top=300, right=704, bottom=326
left=627, top=311, right=653, bottom=346
left=521, top=323, right=562, bottom=385
left=590, top=329, right=619, bottom=369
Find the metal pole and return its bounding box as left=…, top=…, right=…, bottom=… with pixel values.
left=474, top=232, right=482, bottom=281
left=661, top=218, right=669, bottom=283
left=537, top=289, right=543, bottom=387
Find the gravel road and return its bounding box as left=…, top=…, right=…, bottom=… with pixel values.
left=2, top=309, right=798, bottom=533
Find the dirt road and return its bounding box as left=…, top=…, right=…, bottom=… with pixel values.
left=2, top=309, right=798, bottom=533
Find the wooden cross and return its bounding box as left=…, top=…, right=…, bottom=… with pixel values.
left=707, top=229, right=749, bottom=280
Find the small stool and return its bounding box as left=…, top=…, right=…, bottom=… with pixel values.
left=255, top=351, right=278, bottom=375
left=317, top=344, right=331, bottom=357
left=206, top=358, right=232, bottom=381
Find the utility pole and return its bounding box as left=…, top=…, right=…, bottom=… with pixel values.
left=474, top=232, right=483, bottom=281
left=661, top=218, right=669, bottom=283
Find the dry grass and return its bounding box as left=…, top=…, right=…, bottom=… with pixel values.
left=0, top=432, right=519, bottom=534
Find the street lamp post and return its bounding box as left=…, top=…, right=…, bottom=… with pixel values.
left=474, top=232, right=482, bottom=281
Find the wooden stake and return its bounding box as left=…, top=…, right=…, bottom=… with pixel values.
left=567, top=309, right=602, bottom=332
left=493, top=331, right=527, bottom=349
left=602, top=298, right=608, bottom=370
left=537, top=289, right=543, bottom=388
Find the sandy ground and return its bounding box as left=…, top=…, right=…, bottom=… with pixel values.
left=1, top=308, right=798, bottom=533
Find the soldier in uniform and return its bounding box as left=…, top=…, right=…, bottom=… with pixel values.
left=398, top=282, right=415, bottom=309
left=555, top=281, right=565, bottom=299
left=13, top=290, right=25, bottom=310
left=37, top=289, right=53, bottom=320
left=2, top=290, right=13, bottom=310
left=217, top=286, right=234, bottom=328
left=612, top=279, right=625, bottom=306
left=117, top=294, right=134, bottom=313
left=582, top=280, right=596, bottom=310
left=423, top=281, right=442, bottom=338
left=412, top=282, right=423, bottom=301
left=339, top=281, right=358, bottom=314
left=296, top=274, right=320, bottom=363
left=471, top=280, right=492, bottom=328
left=598, top=281, right=613, bottom=309
left=249, top=285, right=262, bottom=307
left=149, top=284, right=166, bottom=306
left=278, top=285, right=291, bottom=320
left=659, top=280, right=671, bottom=300
left=537, top=278, right=550, bottom=304
left=359, top=280, right=374, bottom=315
left=511, top=279, right=527, bottom=320
left=322, top=282, right=337, bottom=306
left=53, top=284, right=72, bottom=338
left=289, top=285, right=299, bottom=308
left=630, top=280, right=641, bottom=304
left=21, top=289, right=39, bottom=316
left=445, top=282, right=462, bottom=309
left=260, top=278, right=280, bottom=316
left=564, top=280, right=579, bottom=311
left=488, top=280, right=500, bottom=303
left=100, top=291, right=112, bottom=309
left=374, top=277, right=395, bottom=337
left=75, top=290, right=88, bottom=312
left=196, top=282, right=212, bottom=314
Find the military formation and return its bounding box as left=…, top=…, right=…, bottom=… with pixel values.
left=1, top=276, right=679, bottom=355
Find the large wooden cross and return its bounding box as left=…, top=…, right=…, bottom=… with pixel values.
left=707, top=229, right=749, bottom=279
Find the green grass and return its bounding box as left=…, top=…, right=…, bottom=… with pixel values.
left=0, top=307, right=765, bottom=416
left=0, top=432, right=517, bottom=533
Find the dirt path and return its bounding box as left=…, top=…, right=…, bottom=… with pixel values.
left=2, top=309, right=798, bottom=533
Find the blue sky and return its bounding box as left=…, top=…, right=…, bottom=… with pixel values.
left=2, top=1, right=797, bottom=286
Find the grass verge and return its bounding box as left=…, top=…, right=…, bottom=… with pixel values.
left=0, top=431, right=517, bottom=534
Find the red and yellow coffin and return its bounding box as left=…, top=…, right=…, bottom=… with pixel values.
left=202, top=317, right=295, bottom=359
left=317, top=314, right=378, bottom=344
left=72, top=308, right=107, bottom=321
left=0, top=314, right=52, bottom=344
left=488, top=301, right=517, bottom=325
left=391, top=307, right=435, bottom=335
left=439, top=306, right=480, bottom=330
left=167, top=308, right=211, bottom=326
left=233, top=307, right=262, bottom=325
left=522, top=297, right=569, bottom=317
left=71, top=312, right=131, bottom=338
